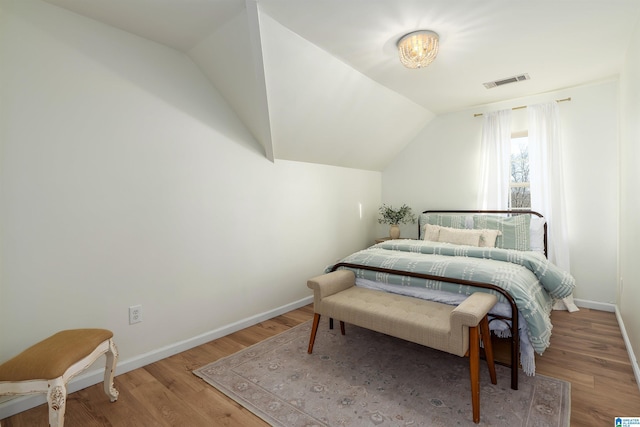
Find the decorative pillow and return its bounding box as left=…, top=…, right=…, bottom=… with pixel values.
left=425, top=214, right=468, bottom=229
left=423, top=224, right=441, bottom=242
left=477, top=229, right=502, bottom=248
left=473, top=214, right=531, bottom=251
left=418, top=213, right=474, bottom=239
left=437, top=227, right=482, bottom=247
left=529, top=216, right=546, bottom=253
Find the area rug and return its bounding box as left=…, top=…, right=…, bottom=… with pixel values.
left=194, top=318, right=570, bottom=426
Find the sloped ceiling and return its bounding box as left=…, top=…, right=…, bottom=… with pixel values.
left=41, top=0, right=640, bottom=171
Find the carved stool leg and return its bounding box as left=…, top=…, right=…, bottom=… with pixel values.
left=104, top=338, right=120, bottom=402
left=47, top=378, right=67, bottom=427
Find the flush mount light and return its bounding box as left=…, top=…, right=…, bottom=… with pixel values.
left=397, top=30, right=439, bottom=69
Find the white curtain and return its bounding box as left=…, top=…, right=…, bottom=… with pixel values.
left=477, top=109, right=512, bottom=209
left=528, top=102, right=578, bottom=312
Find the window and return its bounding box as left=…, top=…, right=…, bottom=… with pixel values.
left=510, top=134, right=530, bottom=209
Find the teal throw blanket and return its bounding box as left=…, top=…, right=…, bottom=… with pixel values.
left=327, top=239, right=576, bottom=355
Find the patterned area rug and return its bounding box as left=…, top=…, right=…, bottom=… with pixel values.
left=194, top=318, right=570, bottom=426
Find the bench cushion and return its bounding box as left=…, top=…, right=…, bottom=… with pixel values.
left=319, top=286, right=463, bottom=355
left=0, top=329, right=113, bottom=381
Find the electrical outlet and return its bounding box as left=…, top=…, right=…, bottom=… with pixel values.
left=129, top=305, right=142, bottom=324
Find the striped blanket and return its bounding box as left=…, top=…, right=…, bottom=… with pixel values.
left=327, top=239, right=575, bottom=358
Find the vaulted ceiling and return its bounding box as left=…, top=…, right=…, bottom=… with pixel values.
left=43, top=0, right=640, bottom=171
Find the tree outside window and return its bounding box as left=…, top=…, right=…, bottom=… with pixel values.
left=510, top=135, right=530, bottom=209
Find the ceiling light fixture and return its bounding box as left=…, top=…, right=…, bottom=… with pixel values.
left=397, top=30, right=439, bottom=69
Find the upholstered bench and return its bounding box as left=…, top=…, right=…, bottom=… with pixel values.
left=0, top=329, right=119, bottom=427
left=306, top=270, right=498, bottom=424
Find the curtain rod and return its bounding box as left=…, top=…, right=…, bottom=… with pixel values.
left=473, top=97, right=571, bottom=117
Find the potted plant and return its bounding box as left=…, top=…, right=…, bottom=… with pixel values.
left=378, top=204, right=416, bottom=239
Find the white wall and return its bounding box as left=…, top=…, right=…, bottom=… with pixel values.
left=382, top=82, right=619, bottom=305
left=257, top=12, right=434, bottom=171
left=619, top=12, right=640, bottom=373
left=0, top=0, right=380, bottom=366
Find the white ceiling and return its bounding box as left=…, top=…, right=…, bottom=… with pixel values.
left=42, top=0, right=640, bottom=170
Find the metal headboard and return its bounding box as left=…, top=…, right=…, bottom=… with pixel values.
left=419, top=209, right=547, bottom=258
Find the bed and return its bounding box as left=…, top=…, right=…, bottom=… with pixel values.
left=326, top=210, right=576, bottom=390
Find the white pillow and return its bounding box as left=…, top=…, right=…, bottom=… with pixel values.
left=530, top=216, right=546, bottom=253
left=438, top=227, right=482, bottom=247
left=423, top=224, right=441, bottom=241
left=478, top=229, right=502, bottom=248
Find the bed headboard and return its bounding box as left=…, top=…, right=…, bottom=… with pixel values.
left=419, top=210, right=547, bottom=257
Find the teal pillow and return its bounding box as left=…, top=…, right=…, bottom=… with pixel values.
left=473, top=214, right=531, bottom=251
left=419, top=213, right=468, bottom=240
left=425, top=214, right=467, bottom=228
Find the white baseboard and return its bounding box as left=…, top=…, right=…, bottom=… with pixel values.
left=615, top=306, right=640, bottom=393
left=573, top=298, right=616, bottom=312
left=0, top=295, right=313, bottom=421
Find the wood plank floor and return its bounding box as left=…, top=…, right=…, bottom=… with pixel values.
left=2, top=305, right=639, bottom=426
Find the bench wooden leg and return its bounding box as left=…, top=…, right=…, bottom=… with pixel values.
left=308, top=313, right=321, bottom=354
left=469, top=325, right=480, bottom=424
left=339, top=321, right=345, bottom=335
left=479, top=316, right=497, bottom=385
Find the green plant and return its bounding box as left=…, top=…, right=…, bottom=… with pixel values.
left=377, top=204, right=416, bottom=225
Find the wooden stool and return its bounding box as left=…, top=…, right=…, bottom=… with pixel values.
left=0, top=329, right=119, bottom=427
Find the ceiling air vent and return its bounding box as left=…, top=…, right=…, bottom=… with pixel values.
left=483, top=73, right=530, bottom=89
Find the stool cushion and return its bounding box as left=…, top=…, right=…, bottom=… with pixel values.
left=0, top=329, right=113, bottom=381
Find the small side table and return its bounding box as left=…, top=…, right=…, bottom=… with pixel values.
left=375, top=237, right=415, bottom=244
left=375, top=237, right=393, bottom=244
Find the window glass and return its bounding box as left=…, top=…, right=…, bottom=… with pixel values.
left=510, top=135, right=530, bottom=209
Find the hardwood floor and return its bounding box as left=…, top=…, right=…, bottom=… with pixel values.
left=2, top=305, right=639, bottom=426
left=535, top=308, right=640, bottom=426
